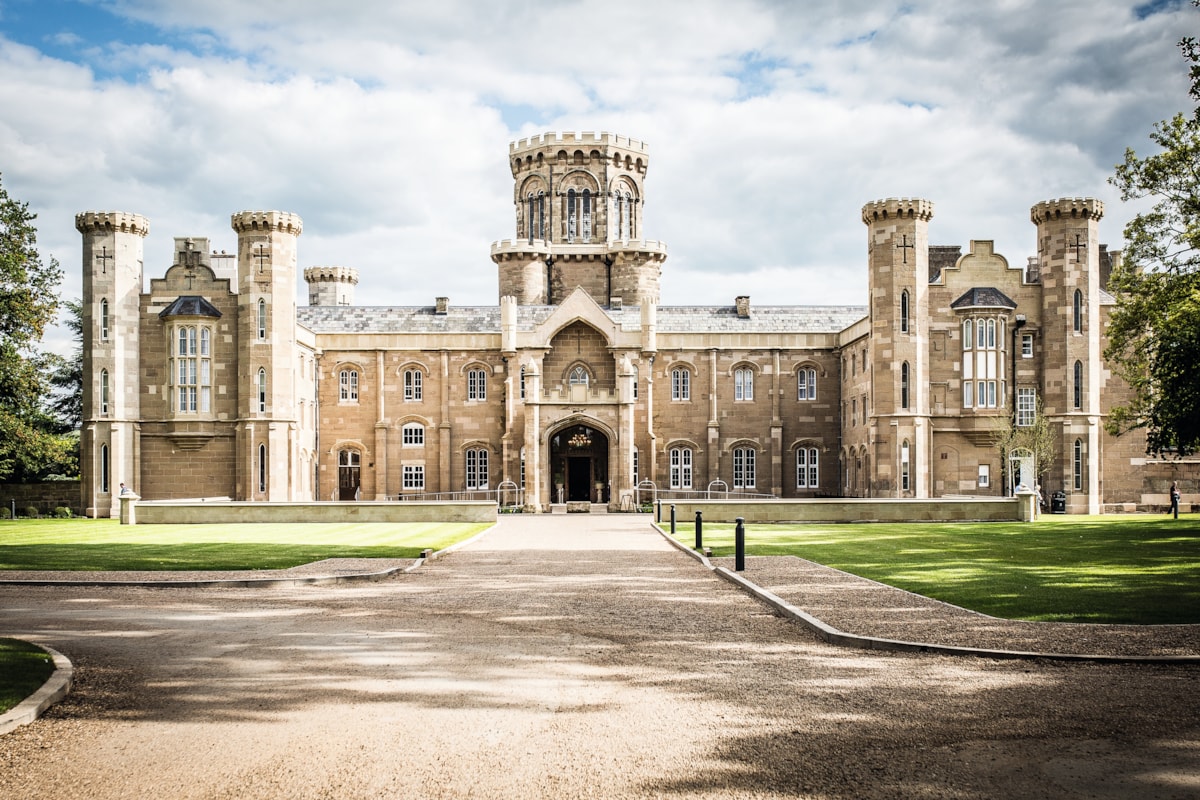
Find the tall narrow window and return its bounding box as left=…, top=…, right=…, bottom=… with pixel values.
left=671, top=368, right=690, bottom=401
left=404, top=369, right=422, bottom=401
left=1073, top=360, right=1083, bottom=409
left=1021, top=333, right=1033, bottom=357
left=1017, top=388, right=1036, bottom=427
left=806, top=447, right=819, bottom=488
left=632, top=448, right=639, bottom=485
left=669, top=447, right=693, bottom=489
left=632, top=365, right=638, bottom=400
left=257, top=299, right=267, bottom=340
left=567, top=188, right=577, bottom=242
left=901, top=440, right=911, bottom=492
left=797, top=448, right=809, bottom=488
left=963, top=319, right=973, bottom=350
left=100, top=369, right=110, bottom=415
left=581, top=189, right=591, bottom=241
left=257, top=368, right=267, bottom=413
left=733, top=447, right=756, bottom=489
left=797, top=368, right=817, bottom=401
left=100, top=443, right=109, bottom=493
left=900, top=290, right=910, bottom=334
left=199, top=329, right=211, bottom=412
left=465, top=448, right=488, bottom=490
left=622, top=193, right=632, bottom=239
left=100, top=298, right=110, bottom=341
left=520, top=447, right=527, bottom=489
left=1073, top=289, right=1083, bottom=333
left=734, top=367, right=754, bottom=401
left=519, top=366, right=526, bottom=400
left=468, top=368, right=486, bottom=401
left=339, top=369, right=359, bottom=402
left=258, top=443, right=267, bottom=493
left=1073, top=439, right=1083, bottom=491
left=900, top=362, right=910, bottom=409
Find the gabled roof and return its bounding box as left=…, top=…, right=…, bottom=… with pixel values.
left=949, top=287, right=1017, bottom=310
left=158, top=295, right=222, bottom=319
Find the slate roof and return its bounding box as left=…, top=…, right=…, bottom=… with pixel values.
left=297, top=304, right=868, bottom=335
left=949, top=287, right=1018, bottom=310
left=158, top=295, right=222, bottom=319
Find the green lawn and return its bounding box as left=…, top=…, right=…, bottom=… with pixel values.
left=675, top=515, right=1200, bottom=624
left=0, top=638, right=55, bottom=715
left=0, top=519, right=490, bottom=571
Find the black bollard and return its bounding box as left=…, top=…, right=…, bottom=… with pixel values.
left=735, top=517, right=745, bottom=572
left=656, top=498, right=662, bottom=523
left=670, top=504, right=676, bottom=535
left=695, top=510, right=703, bottom=550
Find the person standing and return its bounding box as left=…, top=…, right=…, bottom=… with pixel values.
left=1170, top=481, right=1181, bottom=519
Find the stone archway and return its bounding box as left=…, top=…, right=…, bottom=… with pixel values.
left=548, top=423, right=609, bottom=504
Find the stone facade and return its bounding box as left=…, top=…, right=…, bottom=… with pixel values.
left=78, top=131, right=1198, bottom=516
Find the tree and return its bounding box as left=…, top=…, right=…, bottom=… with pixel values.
left=47, top=299, right=83, bottom=432
left=1104, top=10, right=1200, bottom=456
left=992, top=398, right=1057, bottom=496
left=0, top=173, right=65, bottom=480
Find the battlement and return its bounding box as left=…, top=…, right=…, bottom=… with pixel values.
left=510, top=131, right=649, bottom=156
left=75, top=211, right=150, bottom=237
left=1030, top=197, right=1104, bottom=225
left=303, top=266, right=359, bottom=284
left=490, top=239, right=554, bottom=260
left=861, top=198, right=935, bottom=224
left=230, top=210, right=304, bottom=236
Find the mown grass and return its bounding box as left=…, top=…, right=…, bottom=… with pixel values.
left=675, top=515, right=1200, bottom=624
left=0, top=638, right=55, bottom=715
left=0, top=519, right=490, bottom=571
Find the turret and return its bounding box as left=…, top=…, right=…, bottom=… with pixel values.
left=304, top=265, right=358, bottom=306
left=491, top=132, right=666, bottom=307
left=1030, top=197, right=1104, bottom=513
left=232, top=210, right=302, bottom=501
left=77, top=211, right=150, bottom=517
left=862, top=198, right=935, bottom=497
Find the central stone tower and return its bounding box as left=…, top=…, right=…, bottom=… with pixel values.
left=490, top=132, right=667, bottom=307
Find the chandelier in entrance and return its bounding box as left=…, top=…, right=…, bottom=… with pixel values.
left=568, top=428, right=592, bottom=448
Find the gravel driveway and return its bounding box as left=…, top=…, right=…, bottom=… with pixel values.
left=1, top=515, right=1198, bottom=799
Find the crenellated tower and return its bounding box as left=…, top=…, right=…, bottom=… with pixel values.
left=77, top=211, right=150, bottom=517
left=490, top=132, right=667, bottom=307
left=1030, top=197, right=1104, bottom=514
left=862, top=198, right=934, bottom=498
left=232, top=210, right=302, bottom=501
left=304, top=265, right=358, bottom=306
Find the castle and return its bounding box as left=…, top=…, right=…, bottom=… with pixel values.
left=77, top=131, right=1185, bottom=517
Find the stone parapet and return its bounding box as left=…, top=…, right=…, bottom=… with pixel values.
left=510, top=131, right=649, bottom=156
left=490, top=239, right=553, bottom=260
left=303, top=266, right=359, bottom=284
left=861, top=198, right=935, bottom=224
left=1030, top=197, right=1103, bottom=224
left=230, top=210, right=303, bottom=235
left=74, top=211, right=150, bottom=236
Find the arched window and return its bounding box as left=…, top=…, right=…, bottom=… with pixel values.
left=1073, top=438, right=1083, bottom=490
left=404, top=369, right=423, bottom=402
left=519, top=366, right=526, bottom=400
left=900, top=362, right=910, bottom=410
left=632, top=365, right=639, bottom=400
left=567, top=188, right=577, bottom=242
left=258, top=443, right=267, bottom=493
left=339, top=369, right=359, bottom=402
left=100, top=369, right=110, bottom=416
left=901, top=440, right=911, bottom=492
left=733, top=447, right=756, bottom=489
left=671, top=367, right=690, bottom=401
left=257, top=368, right=267, bottom=413
left=468, top=368, right=486, bottom=401
left=582, top=188, right=592, bottom=242
left=257, top=299, right=267, bottom=340
left=100, top=298, right=110, bottom=341
left=669, top=447, right=693, bottom=489
left=100, top=443, right=110, bottom=493
left=963, top=319, right=973, bottom=350
left=734, top=367, right=754, bottom=401
left=465, top=448, right=488, bottom=490
left=569, top=366, right=589, bottom=386
left=986, top=319, right=996, bottom=348
left=1073, top=360, right=1083, bottom=409
left=797, top=368, right=817, bottom=401
left=900, top=290, right=910, bottom=334
left=1073, top=289, right=1083, bottom=333
left=402, top=422, right=425, bottom=446
left=797, top=447, right=820, bottom=489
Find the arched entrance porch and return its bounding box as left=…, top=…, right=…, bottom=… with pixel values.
left=548, top=423, right=609, bottom=504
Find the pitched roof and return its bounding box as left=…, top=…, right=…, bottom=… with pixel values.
left=949, top=287, right=1018, bottom=310
left=158, top=295, right=223, bottom=319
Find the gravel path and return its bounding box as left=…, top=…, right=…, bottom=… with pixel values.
left=1, top=515, right=1198, bottom=799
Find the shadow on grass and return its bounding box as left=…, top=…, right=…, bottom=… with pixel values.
left=0, top=543, right=425, bottom=572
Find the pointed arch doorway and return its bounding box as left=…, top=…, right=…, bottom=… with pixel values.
left=549, top=423, right=609, bottom=504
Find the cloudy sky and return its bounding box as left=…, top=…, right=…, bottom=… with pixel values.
left=0, top=0, right=1194, bottom=351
